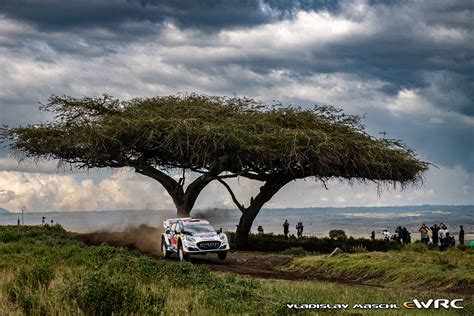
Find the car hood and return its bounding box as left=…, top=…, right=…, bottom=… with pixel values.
left=189, top=232, right=218, bottom=238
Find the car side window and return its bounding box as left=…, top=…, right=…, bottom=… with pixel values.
left=175, top=222, right=182, bottom=233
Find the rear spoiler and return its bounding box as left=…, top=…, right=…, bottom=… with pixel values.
left=163, top=218, right=191, bottom=229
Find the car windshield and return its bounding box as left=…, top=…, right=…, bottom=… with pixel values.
left=183, top=223, right=216, bottom=234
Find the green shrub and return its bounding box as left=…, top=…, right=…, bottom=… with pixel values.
left=329, top=230, right=347, bottom=240
left=5, top=261, right=55, bottom=314
left=282, top=247, right=307, bottom=256
left=404, top=242, right=428, bottom=253
left=62, top=269, right=165, bottom=315
left=351, top=245, right=368, bottom=253
left=15, top=261, right=55, bottom=289
left=228, top=232, right=402, bottom=253
left=203, top=274, right=260, bottom=313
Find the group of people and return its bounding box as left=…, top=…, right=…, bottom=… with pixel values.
left=419, top=223, right=465, bottom=249
left=377, top=226, right=412, bottom=244
left=261, top=220, right=466, bottom=247
left=282, top=220, right=304, bottom=239
left=374, top=223, right=466, bottom=250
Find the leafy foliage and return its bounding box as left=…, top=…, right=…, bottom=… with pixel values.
left=227, top=232, right=403, bottom=253
left=1, top=94, right=428, bottom=186
left=329, top=229, right=347, bottom=240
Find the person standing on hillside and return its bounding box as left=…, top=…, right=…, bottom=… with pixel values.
left=401, top=227, right=409, bottom=244
left=370, top=231, right=375, bottom=240
left=430, top=223, right=440, bottom=245
left=296, top=222, right=304, bottom=238
left=383, top=229, right=390, bottom=241
left=283, top=220, right=290, bottom=240
left=418, top=224, right=430, bottom=244
left=459, top=225, right=465, bottom=245
left=438, top=223, right=448, bottom=246
left=395, top=226, right=402, bottom=243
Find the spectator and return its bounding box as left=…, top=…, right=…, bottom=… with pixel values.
left=395, top=226, right=402, bottom=243
left=430, top=224, right=440, bottom=245
left=459, top=225, right=465, bottom=245
left=383, top=229, right=390, bottom=241
left=370, top=231, right=375, bottom=240
left=438, top=224, right=448, bottom=246
left=283, top=220, right=290, bottom=240
left=401, top=227, right=409, bottom=244
left=257, top=225, right=264, bottom=235
left=418, top=224, right=430, bottom=244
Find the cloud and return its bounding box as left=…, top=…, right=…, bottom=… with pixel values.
left=1, top=164, right=471, bottom=212
left=0, top=0, right=473, bottom=209
left=0, top=168, right=172, bottom=212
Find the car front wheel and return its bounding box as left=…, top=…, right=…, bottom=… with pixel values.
left=178, top=243, right=189, bottom=261
left=217, top=251, right=227, bottom=260
left=161, top=238, right=171, bottom=258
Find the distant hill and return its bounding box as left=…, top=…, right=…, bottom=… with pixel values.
left=0, top=208, right=10, bottom=214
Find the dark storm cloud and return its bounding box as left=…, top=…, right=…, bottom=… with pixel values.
left=1, top=1, right=473, bottom=177
left=0, top=0, right=277, bottom=31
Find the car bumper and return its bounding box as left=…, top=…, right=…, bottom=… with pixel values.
left=182, top=243, right=230, bottom=253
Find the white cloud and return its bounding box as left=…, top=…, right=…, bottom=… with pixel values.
left=0, top=163, right=474, bottom=211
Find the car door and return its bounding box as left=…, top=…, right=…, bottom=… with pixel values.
left=170, top=223, right=178, bottom=250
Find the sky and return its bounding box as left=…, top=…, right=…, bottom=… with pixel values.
left=0, top=0, right=473, bottom=212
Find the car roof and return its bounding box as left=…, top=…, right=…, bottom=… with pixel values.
left=181, top=218, right=210, bottom=225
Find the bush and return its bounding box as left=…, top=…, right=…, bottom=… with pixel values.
left=282, top=247, right=307, bottom=256
left=62, top=269, right=166, bottom=315
left=329, top=230, right=347, bottom=240
left=404, top=242, right=428, bottom=253
left=203, top=274, right=260, bottom=313
left=351, top=245, right=368, bottom=253
left=15, top=261, right=55, bottom=289
left=228, top=232, right=402, bottom=253
left=6, top=261, right=55, bottom=314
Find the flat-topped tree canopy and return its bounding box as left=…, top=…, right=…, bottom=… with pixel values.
left=1, top=94, right=428, bottom=188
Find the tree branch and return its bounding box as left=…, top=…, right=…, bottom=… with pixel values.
left=217, top=178, right=245, bottom=213
left=132, top=163, right=182, bottom=198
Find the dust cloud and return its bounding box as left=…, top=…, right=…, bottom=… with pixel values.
left=75, top=224, right=164, bottom=256
left=192, top=208, right=231, bottom=222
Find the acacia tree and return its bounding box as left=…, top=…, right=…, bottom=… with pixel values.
left=0, top=94, right=257, bottom=216
left=1, top=94, right=428, bottom=248
left=213, top=105, right=429, bottom=247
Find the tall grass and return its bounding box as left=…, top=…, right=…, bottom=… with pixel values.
left=1, top=226, right=471, bottom=315
left=285, top=242, right=474, bottom=291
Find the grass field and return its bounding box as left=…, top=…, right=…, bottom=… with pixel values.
left=0, top=225, right=472, bottom=315
left=283, top=243, right=474, bottom=292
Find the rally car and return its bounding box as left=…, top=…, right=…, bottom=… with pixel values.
left=161, top=218, right=229, bottom=261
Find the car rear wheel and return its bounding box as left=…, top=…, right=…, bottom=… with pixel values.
left=161, top=238, right=171, bottom=258
left=178, top=242, right=189, bottom=261
left=217, top=251, right=227, bottom=260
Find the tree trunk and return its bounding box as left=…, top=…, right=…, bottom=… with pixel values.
left=234, top=206, right=260, bottom=249
left=176, top=203, right=191, bottom=217
left=135, top=165, right=217, bottom=218
left=232, top=175, right=293, bottom=250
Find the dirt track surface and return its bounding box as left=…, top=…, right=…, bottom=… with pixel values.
left=186, top=251, right=301, bottom=280
left=156, top=251, right=387, bottom=288
left=74, top=229, right=315, bottom=281
left=73, top=229, right=472, bottom=295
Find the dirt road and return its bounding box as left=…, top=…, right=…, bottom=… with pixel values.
left=75, top=229, right=313, bottom=280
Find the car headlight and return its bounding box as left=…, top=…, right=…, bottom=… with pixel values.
left=186, top=236, right=196, bottom=242
left=219, top=234, right=227, bottom=241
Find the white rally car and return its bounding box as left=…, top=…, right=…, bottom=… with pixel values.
left=161, top=218, right=229, bottom=261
